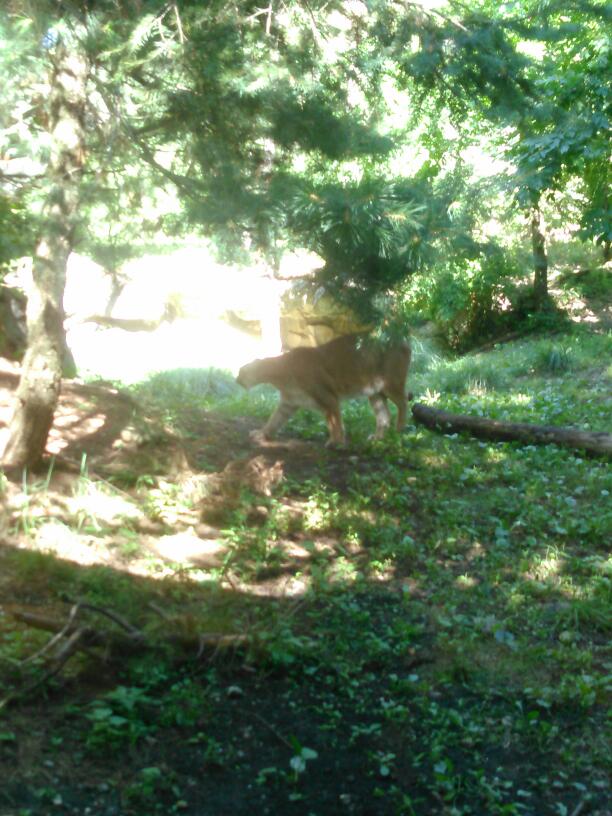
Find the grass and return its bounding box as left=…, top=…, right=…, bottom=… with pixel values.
left=1, top=321, right=611, bottom=815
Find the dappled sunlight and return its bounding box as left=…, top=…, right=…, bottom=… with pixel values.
left=69, top=484, right=142, bottom=527
left=152, top=530, right=226, bottom=568
left=0, top=461, right=380, bottom=600
left=525, top=555, right=563, bottom=582
left=33, top=521, right=114, bottom=567
left=466, top=380, right=492, bottom=398
left=565, top=297, right=602, bottom=324
left=455, top=574, right=479, bottom=590
left=508, top=393, right=533, bottom=406
left=481, top=446, right=509, bottom=464
left=47, top=410, right=107, bottom=454
left=235, top=572, right=308, bottom=598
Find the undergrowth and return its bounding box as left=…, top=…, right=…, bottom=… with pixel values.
left=1, top=323, right=610, bottom=815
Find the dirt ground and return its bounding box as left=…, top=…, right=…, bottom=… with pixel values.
left=0, top=359, right=425, bottom=816
left=0, top=358, right=357, bottom=589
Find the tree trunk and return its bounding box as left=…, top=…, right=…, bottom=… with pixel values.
left=530, top=202, right=549, bottom=310
left=1, top=44, right=88, bottom=473
left=412, top=403, right=612, bottom=458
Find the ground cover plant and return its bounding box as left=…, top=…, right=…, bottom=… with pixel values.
left=1, top=312, right=610, bottom=816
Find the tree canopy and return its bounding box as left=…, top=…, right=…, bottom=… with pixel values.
left=0, top=0, right=610, bottom=466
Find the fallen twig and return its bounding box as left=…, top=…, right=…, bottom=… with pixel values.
left=0, top=625, right=87, bottom=711
left=6, top=603, right=247, bottom=658
left=20, top=602, right=82, bottom=665
left=570, top=800, right=586, bottom=816
left=71, top=601, right=144, bottom=638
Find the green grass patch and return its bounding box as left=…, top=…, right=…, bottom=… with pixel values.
left=1, top=326, right=610, bottom=815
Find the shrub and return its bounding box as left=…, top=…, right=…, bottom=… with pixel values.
left=404, top=250, right=525, bottom=350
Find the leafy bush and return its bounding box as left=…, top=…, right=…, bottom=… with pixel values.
left=0, top=195, right=33, bottom=267
left=404, top=250, right=526, bottom=350
left=559, top=267, right=612, bottom=300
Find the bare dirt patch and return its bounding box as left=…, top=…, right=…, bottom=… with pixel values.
left=0, top=359, right=364, bottom=594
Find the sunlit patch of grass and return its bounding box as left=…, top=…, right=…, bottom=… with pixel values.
left=528, top=555, right=563, bottom=581
left=70, top=480, right=142, bottom=530
left=130, top=366, right=276, bottom=426
left=135, top=367, right=239, bottom=402
left=410, top=326, right=611, bottom=408
left=141, top=478, right=200, bottom=524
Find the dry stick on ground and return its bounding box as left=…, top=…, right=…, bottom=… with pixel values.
left=0, top=624, right=87, bottom=711
left=73, top=601, right=144, bottom=638
left=412, top=403, right=612, bottom=457
left=19, top=602, right=82, bottom=665
left=4, top=603, right=249, bottom=696
left=7, top=606, right=248, bottom=655
left=0, top=602, right=144, bottom=709
left=1, top=605, right=249, bottom=708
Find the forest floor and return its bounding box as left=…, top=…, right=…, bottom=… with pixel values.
left=0, top=308, right=611, bottom=815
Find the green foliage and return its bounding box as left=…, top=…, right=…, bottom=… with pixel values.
left=0, top=196, right=32, bottom=268
left=287, top=176, right=428, bottom=320
left=560, top=267, right=612, bottom=300
left=132, top=368, right=240, bottom=407
left=85, top=685, right=157, bottom=750
left=411, top=326, right=611, bottom=399
left=508, top=2, right=611, bottom=249
left=534, top=344, right=574, bottom=375
left=1, top=325, right=611, bottom=814
left=268, top=88, right=393, bottom=160
left=374, top=2, right=535, bottom=123
left=404, top=248, right=526, bottom=349
left=3, top=0, right=607, bottom=343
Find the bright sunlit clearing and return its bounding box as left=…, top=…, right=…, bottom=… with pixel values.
left=60, top=246, right=321, bottom=383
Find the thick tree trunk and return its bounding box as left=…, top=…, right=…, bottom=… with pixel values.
left=1, top=45, right=88, bottom=473
left=530, top=203, right=549, bottom=310
left=412, top=403, right=612, bottom=457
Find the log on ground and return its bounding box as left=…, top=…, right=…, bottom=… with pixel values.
left=7, top=607, right=248, bottom=659
left=411, top=403, right=612, bottom=457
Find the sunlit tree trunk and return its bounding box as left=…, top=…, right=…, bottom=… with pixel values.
left=530, top=201, right=549, bottom=310
left=1, top=43, right=88, bottom=473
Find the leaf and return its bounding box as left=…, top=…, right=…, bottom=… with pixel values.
left=434, top=761, right=448, bottom=775
left=289, top=755, right=306, bottom=774
left=0, top=732, right=16, bottom=742
left=494, top=629, right=517, bottom=650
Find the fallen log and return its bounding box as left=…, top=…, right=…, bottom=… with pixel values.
left=412, top=403, right=612, bottom=457
left=6, top=605, right=249, bottom=660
